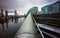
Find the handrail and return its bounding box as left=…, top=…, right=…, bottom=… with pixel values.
left=37, top=23, right=60, bottom=34
left=14, top=13, right=44, bottom=38
left=32, top=15, right=45, bottom=38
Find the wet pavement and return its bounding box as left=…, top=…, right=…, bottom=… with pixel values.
left=0, top=17, right=25, bottom=38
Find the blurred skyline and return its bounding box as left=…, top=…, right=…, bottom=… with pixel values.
left=0, top=0, right=59, bottom=15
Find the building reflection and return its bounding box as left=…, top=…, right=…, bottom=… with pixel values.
left=14, top=18, right=18, bottom=23
left=0, top=9, right=18, bottom=31
left=1, top=19, right=4, bottom=31
left=0, top=18, right=8, bottom=31
left=0, top=16, right=19, bottom=31
left=5, top=18, right=8, bottom=28
left=11, top=16, right=18, bottom=23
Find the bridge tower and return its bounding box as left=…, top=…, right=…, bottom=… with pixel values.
left=13, top=10, right=18, bottom=19
left=14, top=10, right=17, bottom=16
left=1, top=9, right=4, bottom=17
left=5, top=10, right=8, bottom=17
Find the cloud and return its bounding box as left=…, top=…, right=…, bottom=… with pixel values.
left=0, top=0, right=59, bottom=15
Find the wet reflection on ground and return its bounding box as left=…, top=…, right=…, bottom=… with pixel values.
left=0, top=17, right=25, bottom=38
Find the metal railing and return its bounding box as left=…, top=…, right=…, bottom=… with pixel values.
left=14, top=13, right=44, bottom=38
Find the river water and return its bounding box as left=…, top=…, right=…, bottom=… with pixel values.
left=0, top=17, right=25, bottom=38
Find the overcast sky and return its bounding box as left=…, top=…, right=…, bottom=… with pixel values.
left=0, top=0, right=59, bottom=15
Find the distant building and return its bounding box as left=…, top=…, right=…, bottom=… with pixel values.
left=41, top=1, right=60, bottom=14
left=52, top=1, right=60, bottom=13
left=41, top=6, right=49, bottom=14
left=27, top=7, right=38, bottom=15
left=37, top=11, right=42, bottom=14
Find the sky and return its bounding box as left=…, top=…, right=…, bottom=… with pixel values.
left=0, top=0, right=59, bottom=15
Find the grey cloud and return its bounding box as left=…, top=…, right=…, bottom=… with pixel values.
left=0, top=0, right=24, bottom=9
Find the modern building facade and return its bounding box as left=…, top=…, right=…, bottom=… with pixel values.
left=41, top=1, right=60, bottom=14
left=27, top=7, right=38, bottom=15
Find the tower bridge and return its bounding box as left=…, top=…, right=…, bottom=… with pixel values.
left=0, top=1, right=60, bottom=38
left=0, top=9, right=18, bottom=20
